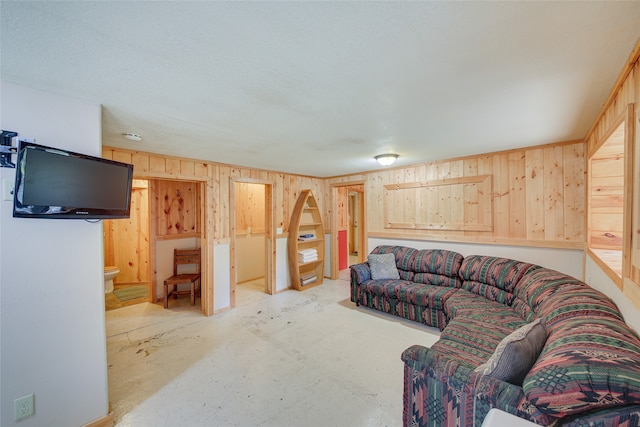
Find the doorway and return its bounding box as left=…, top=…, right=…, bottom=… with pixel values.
left=104, top=178, right=207, bottom=313
left=104, top=179, right=151, bottom=310
left=230, top=179, right=275, bottom=307
left=331, top=182, right=366, bottom=280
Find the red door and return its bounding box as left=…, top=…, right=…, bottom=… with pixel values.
left=338, top=230, right=348, bottom=270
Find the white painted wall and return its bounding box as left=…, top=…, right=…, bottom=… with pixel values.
left=368, top=238, right=584, bottom=280
left=235, top=234, right=266, bottom=283
left=213, top=237, right=290, bottom=311
left=584, top=255, right=640, bottom=334
left=0, top=83, right=109, bottom=426
left=275, top=237, right=290, bottom=292
left=155, top=237, right=199, bottom=298
left=213, top=243, right=231, bottom=311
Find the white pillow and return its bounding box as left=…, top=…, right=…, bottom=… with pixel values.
left=368, top=253, right=400, bottom=280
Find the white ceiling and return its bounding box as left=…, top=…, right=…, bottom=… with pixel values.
left=2, top=1, right=639, bottom=177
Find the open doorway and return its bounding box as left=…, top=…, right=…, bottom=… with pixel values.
left=104, top=177, right=208, bottom=313
left=104, top=179, right=151, bottom=311
left=150, top=179, right=205, bottom=312
left=230, top=179, right=275, bottom=307
left=348, top=191, right=361, bottom=267
left=331, top=182, right=366, bottom=280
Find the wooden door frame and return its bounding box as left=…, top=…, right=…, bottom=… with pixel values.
left=229, top=178, right=275, bottom=308
left=330, top=181, right=366, bottom=279
left=137, top=173, right=213, bottom=316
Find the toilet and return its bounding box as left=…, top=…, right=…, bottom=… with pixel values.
left=104, top=266, right=120, bottom=293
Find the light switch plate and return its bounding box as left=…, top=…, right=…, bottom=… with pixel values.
left=2, top=178, right=14, bottom=201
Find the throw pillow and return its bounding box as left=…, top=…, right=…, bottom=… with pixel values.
left=368, top=253, right=400, bottom=280
left=474, top=318, right=547, bottom=386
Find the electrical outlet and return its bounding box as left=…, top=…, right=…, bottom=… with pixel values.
left=14, top=393, right=35, bottom=421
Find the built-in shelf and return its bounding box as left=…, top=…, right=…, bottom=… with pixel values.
left=288, top=190, right=324, bottom=290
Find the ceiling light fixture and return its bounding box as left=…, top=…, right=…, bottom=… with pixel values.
left=123, top=133, right=142, bottom=142
left=375, top=153, right=399, bottom=166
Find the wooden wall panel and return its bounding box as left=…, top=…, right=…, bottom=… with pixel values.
left=383, top=176, right=492, bottom=231
left=326, top=140, right=585, bottom=249
left=154, top=180, right=199, bottom=236
left=103, top=180, right=149, bottom=284
left=102, top=148, right=325, bottom=241
left=235, top=182, right=266, bottom=234
left=337, top=187, right=348, bottom=230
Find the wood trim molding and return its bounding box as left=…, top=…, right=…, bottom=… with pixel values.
left=369, top=231, right=585, bottom=250
left=585, top=37, right=640, bottom=142
left=383, top=175, right=493, bottom=232
left=83, top=410, right=114, bottom=427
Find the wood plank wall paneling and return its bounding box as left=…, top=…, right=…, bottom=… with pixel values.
left=383, top=176, right=492, bottom=231
left=103, top=179, right=149, bottom=284
left=589, top=121, right=625, bottom=251
left=102, top=148, right=325, bottom=242
left=337, top=187, right=348, bottom=230
left=235, top=182, right=266, bottom=234
left=154, top=180, right=200, bottom=237
left=327, top=140, right=585, bottom=249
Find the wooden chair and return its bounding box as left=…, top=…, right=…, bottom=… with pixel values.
left=164, top=248, right=201, bottom=308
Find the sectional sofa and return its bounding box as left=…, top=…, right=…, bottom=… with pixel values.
left=349, top=245, right=640, bottom=426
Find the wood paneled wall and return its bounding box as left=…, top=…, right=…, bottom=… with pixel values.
left=103, top=179, right=149, bottom=284
left=589, top=122, right=625, bottom=250
left=235, top=182, right=266, bottom=234
left=102, top=148, right=325, bottom=242
left=325, top=140, right=585, bottom=249
left=336, top=187, right=348, bottom=230
left=153, top=179, right=200, bottom=237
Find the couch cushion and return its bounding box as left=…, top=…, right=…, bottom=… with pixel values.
left=370, top=245, right=463, bottom=285
left=524, top=316, right=640, bottom=418
left=407, top=249, right=464, bottom=278
left=459, top=280, right=516, bottom=306
left=514, top=267, right=624, bottom=328
left=474, top=318, right=547, bottom=386
left=459, top=255, right=539, bottom=294
left=444, top=289, right=527, bottom=330
left=362, top=279, right=412, bottom=299
left=368, top=253, right=400, bottom=280
left=393, top=283, right=458, bottom=310
left=432, top=316, right=520, bottom=368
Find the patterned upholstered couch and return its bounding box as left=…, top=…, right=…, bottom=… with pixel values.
left=349, top=245, right=640, bottom=426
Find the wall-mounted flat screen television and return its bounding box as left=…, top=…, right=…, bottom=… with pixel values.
left=13, top=141, right=134, bottom=219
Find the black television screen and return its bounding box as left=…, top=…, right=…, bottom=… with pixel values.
left=13, top=141, right=134, bottom=219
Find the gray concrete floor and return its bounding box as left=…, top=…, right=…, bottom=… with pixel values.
left=106, top=277, right=440, bottom=426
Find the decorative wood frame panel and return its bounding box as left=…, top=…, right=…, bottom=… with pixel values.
left=383, top=175, right=493, bottom=231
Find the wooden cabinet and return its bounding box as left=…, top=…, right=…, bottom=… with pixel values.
left=288, top=190, right=324, bottom=290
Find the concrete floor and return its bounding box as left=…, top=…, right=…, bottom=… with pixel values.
left=106, top=277, right=441, bottom=426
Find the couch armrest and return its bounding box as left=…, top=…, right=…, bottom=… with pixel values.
left=350, top=262, right=370, bottom=305
left=401, top=345, right=553, bottom=427
left=349, top=262, right=371, bottom=284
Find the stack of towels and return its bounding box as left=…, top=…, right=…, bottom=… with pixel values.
left=298, top=248, right=318, bottom=263
left=300, top=272, right=317, bottom=286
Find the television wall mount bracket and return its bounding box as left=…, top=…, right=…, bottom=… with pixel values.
left=1, top=130, right=18, bottom=168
